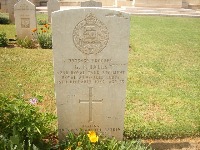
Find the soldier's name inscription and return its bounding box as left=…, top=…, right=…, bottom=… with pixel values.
left=56, top=58, right=126, bottom=85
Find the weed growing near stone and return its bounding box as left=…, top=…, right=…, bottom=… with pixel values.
left=17, top=36, right=37, bottom=49
left=0, top=32, right=8, bottom=47
left=54, top=130, right=152, bottom=150
left=0, top=13, right=10, bottom=24
left=32, top=24, right=52, bottom=49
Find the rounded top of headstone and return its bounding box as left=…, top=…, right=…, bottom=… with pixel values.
left=15, top=0, right=35, bottom=9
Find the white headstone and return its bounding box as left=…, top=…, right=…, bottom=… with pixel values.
left=8, top=0, right=18, bottom=23
left=14, top=0, right=37, bottom=40
left=47, top=0, right=60, bottom=23
left=52, top=8, right=130, bottom=140
left=81, top=0, right=102, bottom=7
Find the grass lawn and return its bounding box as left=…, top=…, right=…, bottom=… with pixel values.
left=0, top=15, right=200, bottom=139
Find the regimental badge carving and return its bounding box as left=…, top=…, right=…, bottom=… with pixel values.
left=73, top=13, right=109, bottom=55
left=21, top=18, right=30, bottom=28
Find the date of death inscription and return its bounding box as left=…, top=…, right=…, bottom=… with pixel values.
left=56, top=58, right=127, bottom=85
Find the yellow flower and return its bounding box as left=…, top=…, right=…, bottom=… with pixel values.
left=64, top=147, right=71, bottom=150
left=32, top=28, right=37, bottom=32
left=87, top=131, right=99, bottom=143
left=77, top=141, right=82, bottom=146
left=43, top=30, right=46, bottom=33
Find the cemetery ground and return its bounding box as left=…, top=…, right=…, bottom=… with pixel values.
left=0, top=13, right=200, bottom=149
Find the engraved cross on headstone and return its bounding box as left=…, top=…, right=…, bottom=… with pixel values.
left=79, top=87, right=103, bottom=122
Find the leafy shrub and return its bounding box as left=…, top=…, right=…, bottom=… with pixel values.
left=32, top=24, right=52, bottom=49
left=55, top=130, right=152, bottom=150
left=0, top=15, right=10, bottom=24
left=0, top=32, right=8, bottom=47
left=0, top=93, right=56, bottom=149
left=37, top=19, right=48, bottom=25
left=17, top=37, right=37, bottom=49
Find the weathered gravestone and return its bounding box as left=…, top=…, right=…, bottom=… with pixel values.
left=8, top=0, right=18, bottom=23
left=81, top=0, right=102, bottom=7
left=47, top=0, right=60, bottom=23
left=52, top=8, right=130, bottom=140
left=14, top=0, right=36, bottom=40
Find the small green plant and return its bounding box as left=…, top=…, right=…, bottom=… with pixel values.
left=0, top=93, right=57, bottom=149
left=17, top=36, right=37, bottom=49
left=55, top=130, right=152, bottom=150
left=32, top=24, right=52, bottom=49
left=0, top=32, right=8, bottom=47
left=37, top=19, right=48, bottom=25
left=0, top=14, right=10, bottom=24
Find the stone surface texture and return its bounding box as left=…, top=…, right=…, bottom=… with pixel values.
left=47, top=0, right=60, bottom=23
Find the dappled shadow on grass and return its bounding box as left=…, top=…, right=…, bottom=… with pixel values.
left=0, top=44, right=16, bottom=49
left=5, top=44, right=16, bottom=48
left=3, top=39, right=18, bottom=48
